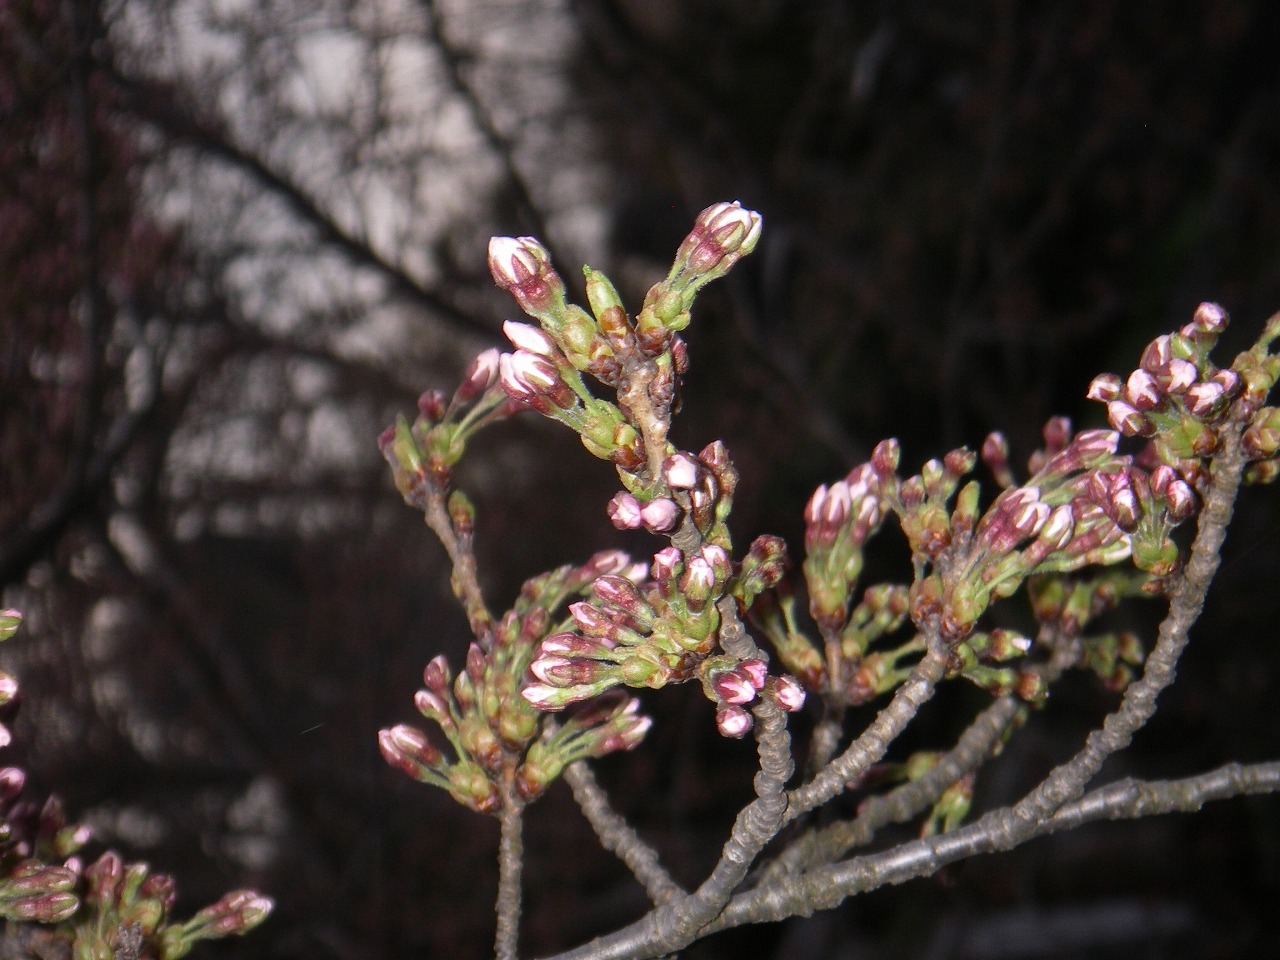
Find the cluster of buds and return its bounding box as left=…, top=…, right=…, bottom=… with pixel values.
left=498, top=319, right=649, bottom=467
left=379, top=552, right=654, bottom=809
left=0, top=773, right=83, bottom=924
left=605, top=445, right=739, bottom=545
left=900, top=426, right=1136, bottom=643
left=1088, top=302, right=1280, bottom=485
left=523, top=545, right=735, bottom=708
left=943, top=629, right=1045, bottom=703
left=378, top=346, right=514, bottom=504
left=1028, top=570, right=1150, bottom=690
left=633, top=201, right=763, bottom=349
left=802, top=463, right=891, bottom=633
left=64, top=853, right=271, bottom=959
left=0, top=611, right=272, bottom=953
left=1084, top=463, right=1196, bottom=576
left=701, top=658, right=805, bottom=738
left=489, top=203, right=760, bottom=494
left=523, top=543, right=803, bottom=738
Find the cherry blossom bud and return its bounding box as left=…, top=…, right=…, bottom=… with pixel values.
left=1164, top=478, right=1196, bottom=522
left=1037, top=504, right=1076, bottom=550
left=739, top=659, right=768, bottom=689
left=606, top=492, right=643, bottom=529
left=589, top=574, right=636, bottom=609
left=662, top=452, right=701, bottom=489
left=1106, top=400, right=1152, bottom=436
left=677, top=201, right=763, bottom=277
left=1123, top=368, right=1162, bottom=410
left=651, top=546, right=682, bottom=584
left=500, top=350, right=568, bottom=405
left=715, top=703, right=753, bottom=738
left=379, top=724, right=444, bottom=777
left=641, top=498, right=681, bottom=533
left=713, top=670, right=758, bottom=705
left=1140, top=335, right=1173, bottom=371
left=1156, top=358, right=1196, bottom=393
left=1211, top=368, right=1240, bottom=396
left=1086, top=374, right=1122, bottom=402
left=488, top=236, right=563, bottom=316
left=681, top=552, right=717, bottom=598
left=502, top=320, right=557, bottom=356
left=423, top=654, right=451, bottom=692
left=1185, top=380, right=1226, bottom=417
left=871, top=438, right=901, bottom=476
left=1192, top=301, right=1228, bottom=334
left=455, top=348, right=500, bottom=404
left=769, top=675, right=807, bottom=712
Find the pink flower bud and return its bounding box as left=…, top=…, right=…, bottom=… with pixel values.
left=1140, top=334, right=1173, bottom=371
left=606, top=492, right=643, bottom=529
left=715, top=703, right=753, bottom=738
left=1106, top=400, right=1152, bottom=436
left=423, top=654, right=451, bottom=692
left=1072, top=429, right=1120, bottom=457
left=584, top=549, right=636, bottom=576
left=1162, top=358, right=1198, bottom=392
left=1212, top=368, right=1240, bottom=396
left=652, top=546, right=682, bottom=583
left=769, top=675, right=807, bottom=712
left=489, top=236, right=544, bottom=288
left=640, top=498, right=681, bottom=533
left=1037, top=504, right=1076, bottom=550
left=1186, top=381, right=1225, bottom=417
left=379, top=724, right=443, bottom=772
left=739, top=658, right=768, bottom=689
left=1123, top=369, right=1162, bottom=410
left=678, top=201, right=763, bottom=275
left=414, top=689, right=451, bottom=721
left=662, top=452, right=701, bottom=489
left=502, top=319, right=556, bottom=356
left=871, top=438, right=901, bottom=476
left=1086, top=374, right=1122, bottom=402
left=457, top=348, right=500, bottom=402
left=1192, top=301, right=1228, bottom=334
left=713, top=670, right=758, bottom=705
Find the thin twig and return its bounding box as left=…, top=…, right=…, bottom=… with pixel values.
left=1005, top=424, right=1246, bottom=829
left=495, top=799, right=525, bottom=960
left=563, top=760, right=684, bottom=905
left=785, top=639, right=950, bottom=822
left=699, top=759, right=1280, bottom=934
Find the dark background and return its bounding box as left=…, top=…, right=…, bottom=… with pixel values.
left=2, top=0, right=1279, bottom=957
